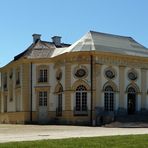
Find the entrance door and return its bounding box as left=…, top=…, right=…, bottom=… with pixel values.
left=128, top=93, right=136, bottom=114
left=38, top=91, right=48, bottom=124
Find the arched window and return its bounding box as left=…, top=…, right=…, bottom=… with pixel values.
left=75, top=85, right=87, bottom=112
left=104, top=86, right=114, bottom=111
left=127, top=87, right=136, bottom=114
left=128, top=87, right=136, bottom=93
left=56, top=85, right=63, bottom=116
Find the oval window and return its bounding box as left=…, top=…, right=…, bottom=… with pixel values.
left=128, top=72, right=137, bottom=81
left=75, top=69, right=86, bottom=78
left=105, top=70, right=115, bottom=79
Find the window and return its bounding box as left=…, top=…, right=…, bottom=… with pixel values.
left=38, top=69, right=48, bottom=83
left=128, top=87, right=136, bottom=93
left=9, top=70, right=13, bottom=79
left=104, top=86, right=114, bottom=111
left=16, top=70, right=20, bottom=85
left=39, top=91, right=47, bottom=106
left=16, top=94, right=21, bottom=111
left=56, top=93, right=62, bottom=116
left=56, top=85, right=63, bottom=116
left=105, top=70, right=115, bottom=79
left=75, top=85, right=88, bottom=115
left=104, top=68, right=116, bottom=79
left=4, top=96, right=7, bottom=112
left=3, top=73, right=7, bottom=90
left=75, top=69, right=86, bottom=78
left=128, top=72, right=137, bottom=81
left=74, top=66, right=88, bottom=79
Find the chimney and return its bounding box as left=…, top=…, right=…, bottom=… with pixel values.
left=52, top=36, right=61, bottom=46
left=32, top=34, right=41, bottom=43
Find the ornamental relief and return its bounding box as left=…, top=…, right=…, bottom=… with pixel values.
left=54, top=61, right=64, bottom=69
left=96, top=55, right=148, bottom=69
left=73, top=65, right=88, bottom=79
left=64, top=55, right=90, bottom=63
left=104, top=67, right=116, bottom=80
left=56, top=69, right=62, bottom=81
left=127, top=69, right=138, bottom=81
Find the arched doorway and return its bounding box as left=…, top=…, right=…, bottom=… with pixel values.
left=127, top=87, right=136, bottom=114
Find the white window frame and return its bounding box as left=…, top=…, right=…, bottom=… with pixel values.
left=75, top=85, right=88, bottom=114
left=38, top=69, right=48, bottom=83
left=104, top=86, right=114, bottom=111
left=39, top=91, right=47, bottom=106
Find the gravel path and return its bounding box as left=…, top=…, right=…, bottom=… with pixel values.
left=0, top=124, right=148, bottom=143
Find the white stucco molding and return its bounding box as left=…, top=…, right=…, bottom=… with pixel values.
left=54, top=82, right=63, bottom=94
left=102, top=80, right=118, bottom=92
left=71, top=79, right=90, bottom=91
left=125, top=83, right=140, bottom=93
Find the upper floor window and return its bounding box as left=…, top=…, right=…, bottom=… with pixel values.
left=104, top=67, right=116, bottom=80
left=9, top=70, right=13, bottom=80
left=16, top=70, right=20, bottom=85
left=38, top=69, right=48, bottom=82
left=128, top=71, right=137, bottom=81
left=3, top=73, right=7, bottom=90
left=74, top=65, right=88, bottom=79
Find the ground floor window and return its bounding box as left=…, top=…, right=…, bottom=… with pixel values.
left=39, top=91, right=47, bottom=106
left=74, top=85, right=88, bottom=115
left=16, top=94, right=21, bottom=112
left=127, top=87, right=136, bottom=114
left=56, top=93, right=62, bottom=116
left=104, top=86, right=114, bottom=111
left=4, top=96, right=7, bottom=112
left=56, top=84, right=63, bottom=116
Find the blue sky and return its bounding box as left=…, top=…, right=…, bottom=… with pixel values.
left=0, top=0, right=148, bottom=67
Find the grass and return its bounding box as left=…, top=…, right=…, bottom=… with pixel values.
left=1, top=135, right=148, bottom=148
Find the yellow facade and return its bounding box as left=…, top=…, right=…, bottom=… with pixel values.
left=0, top=31, right=148, bottom=125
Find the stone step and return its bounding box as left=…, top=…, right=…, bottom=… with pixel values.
left=115, top=114, right=148, bottom=123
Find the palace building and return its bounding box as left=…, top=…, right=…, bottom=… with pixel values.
left=0, top=31, right=148, bottom=125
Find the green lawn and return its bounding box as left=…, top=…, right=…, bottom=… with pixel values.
left=1, top=135, right=148, bottom=148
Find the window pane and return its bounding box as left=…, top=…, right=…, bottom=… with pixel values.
left=39, top=91, right=47, bottom=106
left=43, top=91, right=47, bottom=106
left=39, top=69, right=48, bottom=82
left=75, top=85, right=87, bottom=112
left=58, top=94, right=62, bottom=108
left=44, top=70, right=47, bottom=82
left=76, top=92, right=81, bottom=111
left=82, top=92, right=87, bottom=111
left=104, top=89, right=114, bottom=111
left=39, top=92, right=42, bottom=106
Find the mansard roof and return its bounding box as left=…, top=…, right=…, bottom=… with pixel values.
left=53, top=31, right=148, bottom=57
left=14, top=40, right=70, bottom=60
left=14, top=31, right=148, bottom=61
